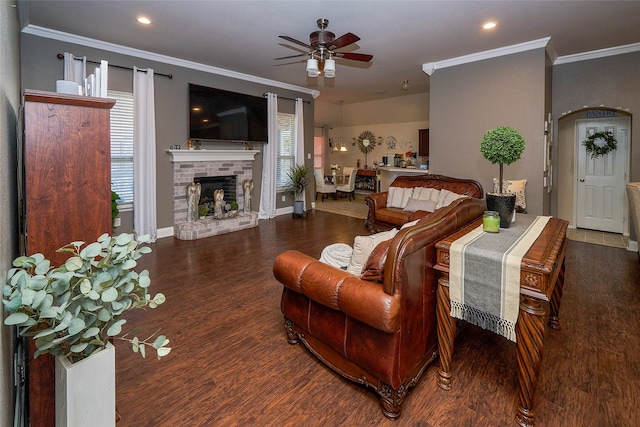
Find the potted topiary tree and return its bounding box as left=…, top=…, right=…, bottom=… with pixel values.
left=480, top=126, right=526, bottom=228
left=284, top=164, right=312, bottom=217
left=3, top=232, right=171, bottom=426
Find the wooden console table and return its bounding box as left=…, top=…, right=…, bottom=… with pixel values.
left=434, top=217, right=568, bottom=426
left=355, top=169, right=378, bottom=192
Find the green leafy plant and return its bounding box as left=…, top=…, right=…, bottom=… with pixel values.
left=198, top=205, right=209, bottom=217
left=111, top=191, right=121, bottom=219
left=284, top=164, right=312, bottom=202
left=229, top=201, right=239, bottom=211
left=480, top=127, right=526, bottom=193
left=2, top=233, right=171, bottom=363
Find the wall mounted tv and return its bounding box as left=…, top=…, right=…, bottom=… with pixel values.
left=189, top=83, right=268, bottom=143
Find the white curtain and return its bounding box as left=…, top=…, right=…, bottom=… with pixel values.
left=133, top=67, right=157, bottom=241
left=63, top=52, right=86, bottom=92
left=258, top=92, right=278, bottom=219
left=295, top=98, right=306, bottom=207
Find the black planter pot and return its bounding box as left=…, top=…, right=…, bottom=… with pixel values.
left=486, top=193, right=516, bottom=228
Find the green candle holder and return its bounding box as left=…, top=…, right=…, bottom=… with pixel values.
left=483, top=211, right=500, bottom=233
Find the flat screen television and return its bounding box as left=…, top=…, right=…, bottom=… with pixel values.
left=189, top=83, right=268, bottom=143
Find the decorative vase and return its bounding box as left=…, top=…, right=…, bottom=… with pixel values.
left=486, top=193, right=516, bottom=228
left=55, top=342, right=116, bottom=427
left=293, top=200, right=305, bottom=216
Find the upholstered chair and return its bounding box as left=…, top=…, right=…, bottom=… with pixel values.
left=314, top=168, right=336, bottom=201
left=336, top=168, right=357, bottom=201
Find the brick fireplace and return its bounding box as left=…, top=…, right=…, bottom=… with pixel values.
left=167, top=149, right=260, bottom=240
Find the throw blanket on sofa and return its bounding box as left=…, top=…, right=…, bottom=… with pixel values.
left=449, top=215, right=551, bottom=342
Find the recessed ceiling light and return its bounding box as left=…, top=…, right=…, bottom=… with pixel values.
left=137, top=16, right=152, bottom=25
left=483, top=22, right=497, bottom=30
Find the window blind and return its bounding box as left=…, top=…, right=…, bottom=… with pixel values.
left=108, top=90, right=134, bottom=207
left=276, top=113, right=296, bottom=190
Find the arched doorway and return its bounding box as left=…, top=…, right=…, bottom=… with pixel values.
left=560, top=108, right=631, bottom=234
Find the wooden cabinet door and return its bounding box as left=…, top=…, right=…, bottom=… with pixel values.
left=23, top=89, right=115, bottom=426
left=419, top=129, right=429, bottom=157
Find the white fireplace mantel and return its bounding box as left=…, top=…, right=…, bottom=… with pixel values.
left=166, top=149, right=260, bottom=162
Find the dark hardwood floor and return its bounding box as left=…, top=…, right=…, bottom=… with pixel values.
left=114, top=211, right=640, bottom=426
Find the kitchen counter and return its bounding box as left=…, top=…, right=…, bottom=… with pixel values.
left=377, top=166, right=430, bottom=192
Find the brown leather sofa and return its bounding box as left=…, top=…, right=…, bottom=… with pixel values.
left=365, top=174, right=484, bottom=232
left=273, top=197, right=487, bottom=419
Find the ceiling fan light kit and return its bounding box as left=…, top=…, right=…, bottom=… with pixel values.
left=324, top=57, right=336, bottom=78
left=277, top=18, right=373, bottom=79
left=306, top=58, right=319, bottom=77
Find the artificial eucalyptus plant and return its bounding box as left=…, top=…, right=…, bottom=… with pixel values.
left=480, top=126, right=526, bottom=193
left=3, top=233, right=171, bottom=363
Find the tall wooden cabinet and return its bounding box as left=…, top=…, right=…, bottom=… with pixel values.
left=22, top=89, right=115, bottom=426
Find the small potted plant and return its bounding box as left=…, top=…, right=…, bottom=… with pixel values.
left=229, top=201, right=239, bottom=217
left=284, top=164, right=312, bottom=216
left=111, top=190, right=121, bottom=227
left=480, top=126, right=525, bottom=228
left=198, top=204, right=209, bottom=219
left=3, top=233, right=171, bottom=424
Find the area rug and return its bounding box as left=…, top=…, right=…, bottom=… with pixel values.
left=313, top=194, right=369, bottom=219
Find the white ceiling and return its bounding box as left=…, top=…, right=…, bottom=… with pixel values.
left=19, top=1, right=640, bottom=105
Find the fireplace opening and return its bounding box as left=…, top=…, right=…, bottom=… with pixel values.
left=195, top=176, right=237, bottom=208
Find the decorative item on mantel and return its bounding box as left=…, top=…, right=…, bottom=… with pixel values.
left=243, top=179, right=254, bottom=213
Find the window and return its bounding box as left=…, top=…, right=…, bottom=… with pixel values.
left=276, top=112, right=296, bottom=190
left=108, top=90, right=134, bottom=209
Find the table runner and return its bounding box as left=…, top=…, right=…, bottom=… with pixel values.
left=449, top=215, right=551, bottom=342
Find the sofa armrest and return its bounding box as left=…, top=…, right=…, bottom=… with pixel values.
left=274, top=250, right=401, bottom=333
left=365, top=191, right=388, bottom=211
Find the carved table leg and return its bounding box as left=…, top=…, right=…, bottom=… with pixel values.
left=515, top=295, right=547, bottom=427
left=436, top=275, right=456, bottom=391
left=548, top=260, right=565, bottom=330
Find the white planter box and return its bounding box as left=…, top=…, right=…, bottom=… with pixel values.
left=55, top=342, right=116, bottom=427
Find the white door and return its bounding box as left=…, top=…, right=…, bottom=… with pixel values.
left=575, top=118, right=628, bottom=233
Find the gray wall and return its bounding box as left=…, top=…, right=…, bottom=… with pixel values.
left=20, top=33, right=315, bottom=233
left=0, top=2, right=21, bottom=425
left=429, top=48, right=548, bottom=216
left=553, top=52, right=639, bottom=238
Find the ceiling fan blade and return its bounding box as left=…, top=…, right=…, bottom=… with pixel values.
left=279, top=35, right=311, bottom=49
left=274, top=53, right=308, bottom=60
left=329, top=32, right=360, bottom=50
left=334, top=52, right=373, bottom=62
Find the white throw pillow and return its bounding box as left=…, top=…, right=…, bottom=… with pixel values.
left=435, top=189, right=468, bottom=210
left=413, top=187, right=440, bottom=202
left=319, top=243, right=353, bottom=269
left=387, top=187, right=414, bottom=208
left=346, top=229, right=399, bottom=276
left=403, top=197, right=438, bottom=213
left=493, top=178, right=527, bottom=210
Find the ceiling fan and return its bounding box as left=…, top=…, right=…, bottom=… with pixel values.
left=275, top=18, right=373, bottom=78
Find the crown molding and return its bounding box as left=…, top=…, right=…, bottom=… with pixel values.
left=22, top=24, right=320, bottom=99
left=554, top=42, right=640, bottom=65
left=423, top=37, right=551, bottom=76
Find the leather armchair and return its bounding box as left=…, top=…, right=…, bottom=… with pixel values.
left=273, top=197, right=487, bottom=418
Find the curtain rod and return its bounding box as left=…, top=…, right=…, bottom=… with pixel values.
left=263, top=93, right=310, bottom=104
left=56, top=53, right=173, bottom=79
